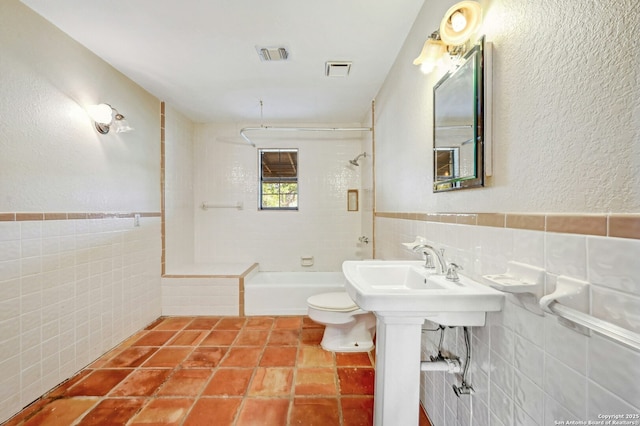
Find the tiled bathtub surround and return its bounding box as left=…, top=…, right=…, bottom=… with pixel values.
left=0, top=215, right=162, bottom=422
left=161, top=262, right=258, bottom=317
left=188, top=123, right=366, bottom=272
left=161, top=276, right=241, bottom=317
left=374, top=214, right=640, bottom=425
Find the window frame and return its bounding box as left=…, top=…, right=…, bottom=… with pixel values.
left=258, top=148, right=299, bottom=211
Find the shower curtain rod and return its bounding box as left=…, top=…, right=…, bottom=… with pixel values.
left=240, top=126, right=372, bottom=147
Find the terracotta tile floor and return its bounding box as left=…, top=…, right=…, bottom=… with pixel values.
left=4, top=316, right=431, bottom=426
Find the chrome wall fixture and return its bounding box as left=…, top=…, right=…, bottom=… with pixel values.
left=200, top=201, right=243, bottom=211
left=349, top=152, right=368, bottom=166
left=87, top=103, right=133, bottom=134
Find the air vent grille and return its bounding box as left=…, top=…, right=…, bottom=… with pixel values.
left=256, top=46, right=289, bottom=61
left=325, top=61, right=352, bottom=77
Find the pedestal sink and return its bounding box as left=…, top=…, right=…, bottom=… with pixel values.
left=342, top=260, right=504, bottom=426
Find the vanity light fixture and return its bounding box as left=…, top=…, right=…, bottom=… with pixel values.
left=439, top=1, right=482, bottom=54
left=87, top=103, right=133, bottom=134
left=413, top=31, right=447, bottom=74
left=413, top=0, right=482, bottom=74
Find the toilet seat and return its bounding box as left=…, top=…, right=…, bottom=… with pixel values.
left=307, top=292, right=358, bottom=312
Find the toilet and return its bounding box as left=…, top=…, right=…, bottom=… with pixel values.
left=307, top=292, right=376, bottom=352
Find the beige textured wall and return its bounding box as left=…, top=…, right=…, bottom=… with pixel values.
left=0, top=2, right=162, bottom=422
left=0, top=0, right=161, bottom=213
left=375, top=0, right=640, bottom=214
left=373, top=0, right=640, bottom=423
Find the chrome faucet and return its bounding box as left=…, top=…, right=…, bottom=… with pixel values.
left=412, top=244, right=447, bottom=275
left=446, top=263, right=462, bottom=282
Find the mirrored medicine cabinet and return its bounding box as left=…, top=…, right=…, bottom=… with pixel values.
left=433, top=38, right=489, bottom=192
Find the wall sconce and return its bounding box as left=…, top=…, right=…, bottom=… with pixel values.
left=413, top=0, right=482, bottom=74
left=440, top=1, right=482, bottom=54
left=87, top=103, right=133, bottom=134
left=413, top=31, right=447, bottom=74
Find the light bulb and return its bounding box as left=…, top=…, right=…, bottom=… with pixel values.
left=451, top=10, right=467, bottom=32
left=87, top=104, right=113, bottom=124
left=420, top=61, right=437, bottom=74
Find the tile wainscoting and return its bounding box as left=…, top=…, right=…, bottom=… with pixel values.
left=374, top=212, right=640, bottom=240
left=0, top=213, right=162, bottom=423
left=161, top=263, right=259, bottom=317
left=374, top=212, right=640, bottom=425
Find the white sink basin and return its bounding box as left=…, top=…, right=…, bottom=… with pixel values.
left=342, top=260, right=504, bottom=326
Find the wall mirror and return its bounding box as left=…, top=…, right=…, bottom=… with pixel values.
left=433, top=39, right=486, bottom=192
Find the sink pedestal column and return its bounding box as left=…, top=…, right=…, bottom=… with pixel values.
left=373, top=314, right=424, bottom=426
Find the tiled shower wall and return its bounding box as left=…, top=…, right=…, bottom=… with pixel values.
left=375, top=214, right=640, bottom=425
left=0, top=215, right=162, bottom=422
left=191, top=123, right=367, bottom=271
left=163, top=104, right=195, bottom=272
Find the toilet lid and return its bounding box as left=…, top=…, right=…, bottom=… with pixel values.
left=307, top=292, right=359, bottom=312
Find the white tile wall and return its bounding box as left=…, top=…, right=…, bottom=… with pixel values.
left=591, top=286, right=640, bottom=334
left=588, top=237, right=640, bottom=294
left=378, top=217, right=640, bottom=425
left=0, top=217, right=162, bottom=423
left=544, top=315, right=588, bottom=375
left=588, top=336, right=640, bottom=408
left=588, top=236, right=640, bottom=334
left=513, top=371, right=543, bottom=425
left=164, top=105, right=195, bottom=271
left=545, top=233, right=588, bottom=280
left=161, top=276, right=239, bottom=316
left=191, top=123, right=365, bottom=272
left=544, top=354, right=587, bottom=418
left=513, top=335, right=544, bottom=388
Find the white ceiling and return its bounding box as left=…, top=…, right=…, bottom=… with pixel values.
left=22, top=0, right=425, bottom=124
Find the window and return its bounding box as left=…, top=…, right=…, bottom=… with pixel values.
left=259, top=149, right=298, bottom=210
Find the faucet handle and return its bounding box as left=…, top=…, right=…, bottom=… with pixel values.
left=423, top=253, right=436, bottom=269
left=446, top=263, right=462, bottom=282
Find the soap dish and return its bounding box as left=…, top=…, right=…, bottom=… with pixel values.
left=483, top=261, right=545, bottom=296
left=483, top=273, right=539, bottom=293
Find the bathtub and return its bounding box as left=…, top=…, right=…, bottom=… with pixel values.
left=244, top=271, right=346, bottom=315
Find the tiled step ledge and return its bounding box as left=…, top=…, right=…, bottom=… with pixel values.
left=375, top=212, right=640, bottom=240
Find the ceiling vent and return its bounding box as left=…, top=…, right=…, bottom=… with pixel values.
left=256, top=46, right=289, bottom=62
left=325, top=61, right=352, bottom=77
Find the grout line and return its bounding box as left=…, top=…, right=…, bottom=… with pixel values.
left=157, top=319, right=202, bottom=426
left=286, top=319, right=298, bottom=426
left=229, top=317, right=263, bottom=426
left=334, top=350, right=344, bottom=426
left=10, top=315, right=375, bottom=425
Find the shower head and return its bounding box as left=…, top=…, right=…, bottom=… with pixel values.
left=349, top=152, right=368, bottom=166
